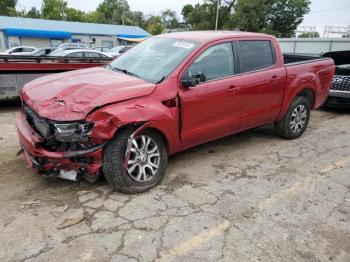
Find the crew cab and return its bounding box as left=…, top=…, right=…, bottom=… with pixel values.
left=17, top=31, right=335, bottom=193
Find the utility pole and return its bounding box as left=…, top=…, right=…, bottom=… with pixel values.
left=215, top=0, right=220, bottom=30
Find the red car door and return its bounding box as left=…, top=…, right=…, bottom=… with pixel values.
left=234, top=40, right=285, bottom=130
left=179, top=42, right=242, bottom=148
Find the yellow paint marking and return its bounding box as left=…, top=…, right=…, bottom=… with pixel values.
left=158, top=155, right=350, bottom=260
left=334, top=155, right=350, bottom=168
left=258, top=177, right=313, bottom=209
left=159, top=220, right=230, bottom=261
left=320, top=155, right=350, bottom=176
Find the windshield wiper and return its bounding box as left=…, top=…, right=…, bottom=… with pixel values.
left=156, top=76, right=166, bottom=84
left=110, top=66, right=141, bottom=79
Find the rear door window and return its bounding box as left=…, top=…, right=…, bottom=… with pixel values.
left=239, top=40, right=274, bottom=73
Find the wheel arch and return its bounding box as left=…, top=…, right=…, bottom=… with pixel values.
left=277, top=85, right=316, bottom=122
left=115, top=122, right=172, bottom=154
left=296, top=87, right=315, bottom=109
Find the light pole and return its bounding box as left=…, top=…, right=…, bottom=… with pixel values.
left=215, top=0, right=220, bottom=30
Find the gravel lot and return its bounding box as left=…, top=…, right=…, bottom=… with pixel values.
left=0, top=103, right=349, bottom=262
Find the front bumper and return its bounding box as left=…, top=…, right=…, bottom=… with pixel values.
left=329, top=90, right=350, bottom=99
left=16, top=111, right=105, bottom=178
left=326, top=90, right=350, bottom=108
left=325, top=74, right=350, bottom=108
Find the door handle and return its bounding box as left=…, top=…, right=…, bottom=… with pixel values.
left=272, top=75, right=278, bottom=80
left=227, top=85, right=238, bottom=93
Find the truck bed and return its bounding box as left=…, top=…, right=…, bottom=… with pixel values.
left=283, top=55, right=334, bottom=109
left=283, top=53, right=324, bottom=65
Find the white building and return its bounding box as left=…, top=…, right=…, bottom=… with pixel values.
left=0, top=16, right=150, bottom=50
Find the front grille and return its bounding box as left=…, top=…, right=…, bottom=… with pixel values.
left=23, top=104, right=52, bottom=138
left=331, top=75, right=350, bottom=92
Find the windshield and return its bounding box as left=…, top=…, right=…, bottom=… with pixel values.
left=109, top=37, right=198, bottom=83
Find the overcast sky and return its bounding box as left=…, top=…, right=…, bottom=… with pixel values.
left=17, top=0, right=350, bottom=34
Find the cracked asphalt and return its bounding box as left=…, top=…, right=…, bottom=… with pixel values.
left=0, top=103, right=349, bottom=262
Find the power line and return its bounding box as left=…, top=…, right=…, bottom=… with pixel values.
left=312, top=5, right=350, bottom=13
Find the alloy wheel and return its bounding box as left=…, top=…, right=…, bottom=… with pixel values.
left=290, top=104, right=307, bottom=134
left=126, top=134, right=160, bottom=182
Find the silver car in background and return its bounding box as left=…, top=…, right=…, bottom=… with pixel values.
left=48, top=49, right=112, bottom=58
left=0, top=46, right=38, bottom=55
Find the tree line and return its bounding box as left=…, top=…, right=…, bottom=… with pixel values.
left=1, top=0, right=311, bottom=37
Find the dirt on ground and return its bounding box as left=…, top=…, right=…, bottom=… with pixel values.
left=0, top=102, right=349, bottom=262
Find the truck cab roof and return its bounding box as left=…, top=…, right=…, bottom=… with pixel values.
left=157, top=31, right=274, bottom=44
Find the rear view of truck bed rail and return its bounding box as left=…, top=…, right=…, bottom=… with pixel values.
left=283, top=53, right=329, bottom=65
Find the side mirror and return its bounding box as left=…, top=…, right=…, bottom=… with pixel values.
left=181, top=74, right=198, bottom=88
left=181, top=72, right=206, bottom=89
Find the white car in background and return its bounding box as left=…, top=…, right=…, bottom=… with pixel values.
left=48, top=49, right=112, bottom=58
left=104, top=46, right=132, bottom=57
left=29, top=47, right=56, bottom=56
left=0, top=46, right=38, bottom=55
left=49, top=43, right=90, bottom=56
left=93, top=46, right=111, bottom=52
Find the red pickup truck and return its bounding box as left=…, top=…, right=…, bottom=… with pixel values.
left=17, top=31, right=334, bottom=193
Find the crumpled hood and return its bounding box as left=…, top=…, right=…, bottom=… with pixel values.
left=21, top=67, right=156, bottom=121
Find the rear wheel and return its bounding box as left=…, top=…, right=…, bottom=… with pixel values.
left=275, top=96, right=311, bottom=139
left=103, top=128, right=168, bottom=193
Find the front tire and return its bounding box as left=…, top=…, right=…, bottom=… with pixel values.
left=275, top=96, right=311, bottom=139
left=103, top=128, right=168, bottom=193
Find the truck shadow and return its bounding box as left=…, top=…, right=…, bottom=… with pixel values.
left=0, top=98, right=21, bottom=113
left=319, top=106, right=350, bottom=114
left=169, top=124, right=277, bottom=161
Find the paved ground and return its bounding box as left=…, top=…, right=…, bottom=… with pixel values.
left=0, top=103, right=349, bottom=262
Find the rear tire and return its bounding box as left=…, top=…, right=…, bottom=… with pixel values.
left=103, top=128, right=168, bottom=193
left=275, top=96, right=311, bottom=140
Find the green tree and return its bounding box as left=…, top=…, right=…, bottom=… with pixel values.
left=84, top=11, right=103, bottom=23
left=96, top=0, right=130, bottom=24
left=128, top=11, right=146, bottom=27
left=66, top=7, right=85, bottom=22
left=264, top=0, right=311, bottom=37
left=233, top=0, right=270, bottom=32
left=161, top=9, right=179, bottom=29
left=298, top=31, right=320, bottom=38
left=181, top=2, right=216, bottom=30
left=181, top=0, right=236, bottom=30
left=145, top=16, right=164, bottom=35
left=25, top=7, right=42, bottom=18
left=41, top=0, right=67, bottom=20
left=181, top=4, right=194, bottom=25
left=0, top=0, right=17, bottom=16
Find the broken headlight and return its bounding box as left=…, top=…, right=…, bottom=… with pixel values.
left=53, top=122, right=93, bottom=142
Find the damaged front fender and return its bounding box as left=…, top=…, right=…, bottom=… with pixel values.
left=86, top=95, right=181, bottom=155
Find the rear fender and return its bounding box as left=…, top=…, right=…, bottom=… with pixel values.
left=276, top=73, right=317, bottom=121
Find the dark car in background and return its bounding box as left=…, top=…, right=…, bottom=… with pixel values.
left=323, top=51, right=350, bottom=108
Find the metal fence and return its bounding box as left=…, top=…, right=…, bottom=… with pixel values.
left=278, top=38, right=350, bottom=54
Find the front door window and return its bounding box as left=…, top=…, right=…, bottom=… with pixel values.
left=188, top=42, right=235, bottom=81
